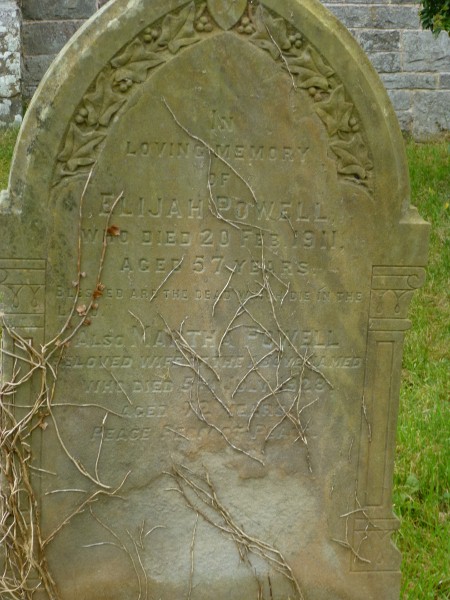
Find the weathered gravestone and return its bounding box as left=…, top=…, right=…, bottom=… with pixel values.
left=0, top=1, right=429, bottom=599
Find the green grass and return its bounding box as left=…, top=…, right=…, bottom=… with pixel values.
left=394, top=140, right=450, bottom=600
left=0, top=126, right=19, bottom=189
left=0, top=129, right=448, bottom=597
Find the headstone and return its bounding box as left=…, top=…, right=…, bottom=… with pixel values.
left=0, top=1, right=429, bottom=599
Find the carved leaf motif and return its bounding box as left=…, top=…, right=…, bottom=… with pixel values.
left=55, top=4, right=373, bottom=194
left=158, top=2, right=199, bottom=54
left=58, top=124, right=106, bottom=172
left=111, top=39, right=166, bottom=83
left=111, top=39, right=143, bottom=68
left=308, top=47, right=335, bottom=79
left=114, top=57, right=165, bottom=84
left=285, top=47, right=334, bottom=89
left=207, top=0, right=246, bottom=30
left=111, top=39, right=164, bottom=70
left=84, top=73, right=127, bottom=127
left=330, top=134, right=373, bottom=180
left=284, top=61, right=328, bottom=90
left=314, top=85, right=353, bottom=136
left=251, top=5, right=291, bottom=60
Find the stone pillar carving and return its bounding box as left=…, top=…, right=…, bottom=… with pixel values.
left=351, top=265, right=426, bottom=571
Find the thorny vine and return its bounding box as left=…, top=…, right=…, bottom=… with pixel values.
left=332, top=491, right=378, bottom=566
left=83, top=509, right=166, bottom=600
left=0, top=172, right=127, bottom=598
left=0, top=50, right=373, bottom=594
left=166, top=463, right=305, bottom=599
left=155, top=104, right=335, bottom=472
left=0, top=143, right=326, bottom=598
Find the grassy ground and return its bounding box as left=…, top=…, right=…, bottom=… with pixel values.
left=394, top=141, right=450, bottom=600
left=0, top=127, right=19, bottom=189
left=0, top=129, right=448, bottom=598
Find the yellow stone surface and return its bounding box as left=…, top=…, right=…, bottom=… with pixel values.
left=0, top=1, right=429, bottom=599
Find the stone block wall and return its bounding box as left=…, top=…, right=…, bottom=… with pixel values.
left=0, top=0, right=449, bottom=138
left=21, top=0, right=98, bottom=100
left=324, top=0, right=450, bottom=139
left=0, top=0, right=21, bottom=125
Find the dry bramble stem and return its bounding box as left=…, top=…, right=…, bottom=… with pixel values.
left=166, top=464, right=305, bottom=600
left=162, top=97, right=259, bottom=207
left=0, top=175, right=124, bottom=598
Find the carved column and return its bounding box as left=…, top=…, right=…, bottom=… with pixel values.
left=351, top=265, right=426, bottom=571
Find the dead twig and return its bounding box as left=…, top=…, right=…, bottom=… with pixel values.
left=167, top=464, right=305, bottom=599
left=162, top=97, right=258, bottom=206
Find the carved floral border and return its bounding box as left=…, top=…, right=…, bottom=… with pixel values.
left=54, top=1, right=374, bottom=191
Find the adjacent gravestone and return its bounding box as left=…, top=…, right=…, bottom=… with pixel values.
left=0, top=1, right=429, bottom=599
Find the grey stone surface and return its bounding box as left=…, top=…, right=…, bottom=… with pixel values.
left=387, top=89, right=412, bottom=111
left=22, top=0, right=97, bottom=20
left=22, top=54, right=54, bottom=97
left=354, top=29, right=401, bottom=52
left=440, top=73, right=450, bottom=89
left=0, top=1, right=429, bottom=598
left=0, top=52, right=20, bottom=96
left=395, top=109, right=413, bottom=130
left=22, top=19, right=84, bottom=55
left=369, top=51, right=401, bottom=73
left=381, top=72, right=438, bottom=89
left=324, top=5, right=420, bottom=29
left=412, top=90, right=450, bottom=139
left=402, top=30, right=450, bottom=73
left=0, top=5, right=20, bottom=55
left=0, top=0, right=21, bottom=124
left=0, top=94, right=21, bottom=123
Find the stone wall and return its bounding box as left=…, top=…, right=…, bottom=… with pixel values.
left=324, top=0, right=450, bottom=139
left=21, top=0, right=98, bottom=100
left=0, top=0, right=21, bottom=125
left=0, top=0, right=449, bottom=138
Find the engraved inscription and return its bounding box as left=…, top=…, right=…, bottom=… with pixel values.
left=55, top=2, right=373, bottom=192
left=126, top=140, right=308, bottom=162
left=0, top=0, right=429, bottom=596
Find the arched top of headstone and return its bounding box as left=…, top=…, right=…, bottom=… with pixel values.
left=6, top=0, right=411, bottom=222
